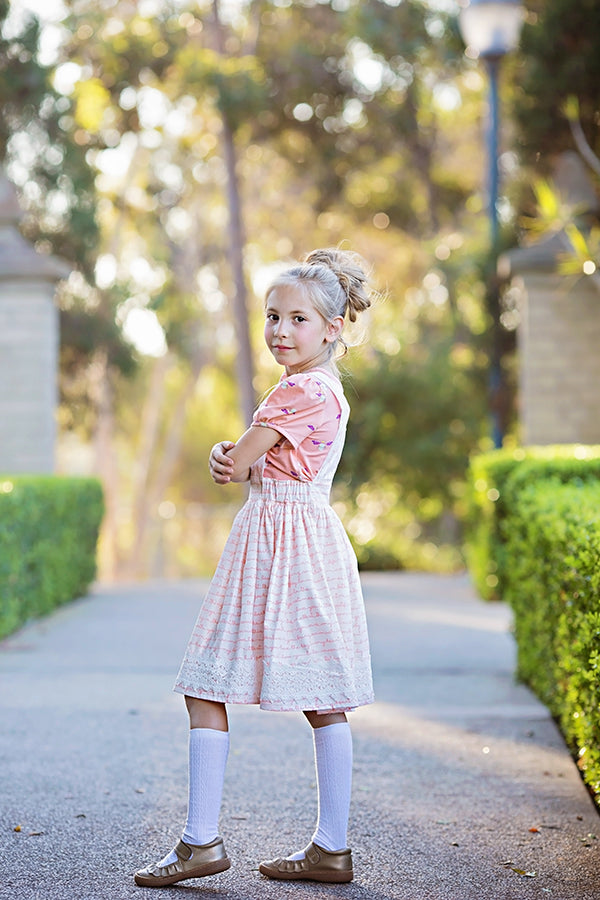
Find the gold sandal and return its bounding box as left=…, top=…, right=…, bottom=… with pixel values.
left=259, top=841, right=353, bottom=883
left=134, top=836, right=230, bottom=887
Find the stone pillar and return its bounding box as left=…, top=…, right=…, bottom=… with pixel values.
left=499, top=153, right=600, bottom=445
left=0, top=174, right=70, bottom=473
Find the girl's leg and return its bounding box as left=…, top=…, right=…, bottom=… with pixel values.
left=258, top=710, right=354, bottom=883
left=181, top=698, right=230, bottom=847
left=302, top=711, right=353, bottom=853
left=154, top=698, right=228, bottom=863
left=135, top=698, right=231, bottom=887
left=186, top=696, right=229, bottom=731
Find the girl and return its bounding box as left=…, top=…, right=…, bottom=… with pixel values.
left=134, top=248, right=374, bottom=887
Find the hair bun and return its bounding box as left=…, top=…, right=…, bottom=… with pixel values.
left=303, top=248, right=371, bottom=322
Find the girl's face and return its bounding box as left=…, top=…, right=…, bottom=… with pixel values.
left=264, top=284, right=343, bottom=375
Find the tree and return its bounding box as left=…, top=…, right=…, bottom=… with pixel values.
left=510, top=1, right=600, bottom=322
left=514, top=0, right=600, bottom=168
left=3, top=0, right=508, bottom=576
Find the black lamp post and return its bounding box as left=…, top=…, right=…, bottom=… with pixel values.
left=459, top=0, right=524, bottom=447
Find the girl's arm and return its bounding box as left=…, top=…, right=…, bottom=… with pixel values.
left=210, top=426, right=281, bottom=484
left=227, top=425, right=281, bottom=482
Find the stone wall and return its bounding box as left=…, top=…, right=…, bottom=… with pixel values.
left=0, top=282, right=60, bottom=473
left=0, top=173, right=68, bottom=474
left=500, top=153, right=600, bottom=446
left=516, top=271, right=600, bottom=445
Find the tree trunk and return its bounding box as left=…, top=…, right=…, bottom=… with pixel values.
left=90, top=349, right=120, bottom=580
left=141, top=350, right=206, bottom=577
left=126, top=351, right=176, bottom=578
left=149, top=352, right=205, bottom=509
left=212, top=0, right=256, bottom=426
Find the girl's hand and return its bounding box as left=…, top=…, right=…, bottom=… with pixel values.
left=209, top=441, right=236, bottom=484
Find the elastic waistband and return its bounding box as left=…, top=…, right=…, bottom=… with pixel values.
left=249, top=478, right=330, bottom=506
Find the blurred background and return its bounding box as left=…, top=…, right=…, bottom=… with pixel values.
left=2, top=0, right=598, bottom=580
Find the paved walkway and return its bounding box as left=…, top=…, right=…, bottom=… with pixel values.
left=0, top=573, right=598, bottom=899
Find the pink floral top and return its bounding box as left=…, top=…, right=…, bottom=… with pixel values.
left=251, top=370, right=342, bottom=482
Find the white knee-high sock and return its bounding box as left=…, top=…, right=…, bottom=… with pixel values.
left=158, top=727, right=229, bottom=868
left=311, top=722, right=353, bottom=852
left=182, top=727, right=230, bottom=846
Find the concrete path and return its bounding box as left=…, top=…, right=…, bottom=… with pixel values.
left=0, top=573, right=598, bottom=900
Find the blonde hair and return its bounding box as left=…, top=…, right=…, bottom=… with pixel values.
left=265, top=248, right=372, bottom=359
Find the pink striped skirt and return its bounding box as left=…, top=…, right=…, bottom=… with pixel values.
left=173, top=479, right=374, bottom=712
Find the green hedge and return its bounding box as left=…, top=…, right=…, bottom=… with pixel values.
left=501, top=479, right=600, bottom=797
left=466, top=445, right=600, bottom=799
left=0, top=476, right=104, bottom=639
left=466, top=445, right=600, bottom=600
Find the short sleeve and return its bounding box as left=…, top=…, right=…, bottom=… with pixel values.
left=251, top=373, right=329, bottom=449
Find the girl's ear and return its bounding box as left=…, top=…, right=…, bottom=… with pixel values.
left=325, top=316, right=344, bottom=344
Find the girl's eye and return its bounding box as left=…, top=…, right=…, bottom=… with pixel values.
left=294, top=316, right=306, bottom=323
left=267, top=313, right=279, bottom=322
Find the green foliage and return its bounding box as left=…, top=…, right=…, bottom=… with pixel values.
left=252, top=0, right=474, bottom=229
left=512, top=2, right=600, bottom=295
left=0, top=0, right=528, bottom=575
left=0, top=3, right=139, bottom=438
left=178, top=46, right=268, bottom=129
left=501, top=479, right=600, bottom=799
left=466, top=445, right=600, bottom=600
left=467, top=447, right=600, bottom=799
left=343, top=344, right=484, bottom=500
left=336, top=336, right=487, bottom=571
left=0, top=6, right=99, bottom=275
left=519, top=176, right=600, bottom=288
left=0, top=476, right=104, bottom=639
left=514, top=0, right=600, bottom=165
left=465, top=448, right=523, bottom=600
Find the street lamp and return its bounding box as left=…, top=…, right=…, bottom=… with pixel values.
left=459, top=0, right=524, bottom=447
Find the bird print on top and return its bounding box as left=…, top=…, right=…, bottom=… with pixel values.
left=252, top=371, right=340, bottom=482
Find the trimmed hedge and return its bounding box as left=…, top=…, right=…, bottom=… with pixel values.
left=501, top=479, right=600, bottom=797
left=466, top=445, right=600, bottom=600
left=0, top=476, right=104, bottom=640
left=466, top=446, right=600, bottom=799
